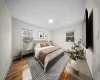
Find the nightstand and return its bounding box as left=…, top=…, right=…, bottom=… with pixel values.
left=21, top=50, right=34, bottom=59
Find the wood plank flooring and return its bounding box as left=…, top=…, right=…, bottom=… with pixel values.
left=6, top=57, right=69, bottom=80
left=6, top=58, right=28, bottom=80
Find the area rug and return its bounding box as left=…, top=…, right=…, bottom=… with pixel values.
left=23, top=68, right=32, bottom=80
left=28, top=54, right=69, bottom=80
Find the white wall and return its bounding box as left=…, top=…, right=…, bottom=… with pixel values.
left=85, top=0, right=100, bottom=79
left=0, top=3, right=12, bottom=80
left=0, top=0, right=5, bottom=13
left=12, top=18, right=52, bottom=58
left=52, top=22, right=82, bottom=50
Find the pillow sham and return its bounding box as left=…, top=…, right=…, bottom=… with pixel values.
left=35, top=43, right=41, bottom=48
left=40, top=43, right=49, bottom=47
left=45, top=43, right=49, bottom=46
left=35, top=43, right=50, bottom=48
left=40, top=43, right=45, bottom=47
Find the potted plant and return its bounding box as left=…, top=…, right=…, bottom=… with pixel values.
left=68, top=39, right=85, bottom=73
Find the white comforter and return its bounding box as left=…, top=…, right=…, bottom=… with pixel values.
left=34, top=46, right=54, bottom=59
left=34, top=46, right=63, bottom=72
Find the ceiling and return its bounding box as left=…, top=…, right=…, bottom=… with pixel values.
left=6, top=0, right=85, bottom=30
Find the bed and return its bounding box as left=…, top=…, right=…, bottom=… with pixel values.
left=33, top=40, right=64, bottom=72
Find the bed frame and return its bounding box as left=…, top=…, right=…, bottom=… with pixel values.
left=33, top=40, right=49, bottom=71
left=33, top=40, right=64, bottom=73
left=33, top=40, right=48, bottom=48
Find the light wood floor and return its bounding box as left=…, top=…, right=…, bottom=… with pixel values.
left=6, top=57, right=69, bottom=80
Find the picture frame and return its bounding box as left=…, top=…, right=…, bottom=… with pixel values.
left=38, top=31, right=44, bottom=39
left=21, top=29, right=33, bottom=37
left=21, top=29, right=33, bottom=49
left=66, top=31, right=74, bottom=42
left=44, top=32, right=48, bottom=39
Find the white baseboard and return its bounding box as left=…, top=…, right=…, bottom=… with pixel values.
left=3, top=58, right=12, bottom=80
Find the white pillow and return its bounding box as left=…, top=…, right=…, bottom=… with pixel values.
left=35, top=43, right=41, bottom=48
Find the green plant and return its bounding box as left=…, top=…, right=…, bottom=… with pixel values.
left=69, top=39, right=85, bottom=61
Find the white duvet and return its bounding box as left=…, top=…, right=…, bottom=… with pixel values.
left=34, top=46, right=63, bottom=72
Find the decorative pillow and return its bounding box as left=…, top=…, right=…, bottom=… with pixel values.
left=43, top=43, right=47, bottom=47
left=36, top=43, right=49, bottom=48
left=45, top=43, right=49, bottom=46
left=35, top=43, right=41, bottom=48
left=40, top=43, right=45, bottom=47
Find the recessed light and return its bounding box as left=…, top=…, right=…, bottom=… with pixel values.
left=48, top=19, right=53, bottom=24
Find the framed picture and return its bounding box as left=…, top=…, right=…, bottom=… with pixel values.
left=21, top=29, right=33, bottom=37
left=44, top=32, right=48, bottom=39
left=38, top=31, right=44, bottom=39
left=66, top=31, right=74, bottom=42
left=21, top=29, right=33, bottom=49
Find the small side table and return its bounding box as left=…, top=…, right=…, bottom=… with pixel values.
left=21, top=50, right=34, bottom=59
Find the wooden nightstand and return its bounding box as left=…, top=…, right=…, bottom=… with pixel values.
left=21, top=50, right=34, bottom=59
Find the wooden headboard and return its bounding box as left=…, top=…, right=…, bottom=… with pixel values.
left=33, top=40, right=48, bottom=48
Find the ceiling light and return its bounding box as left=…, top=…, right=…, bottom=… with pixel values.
left=48, top=19, right=53, bottom=24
